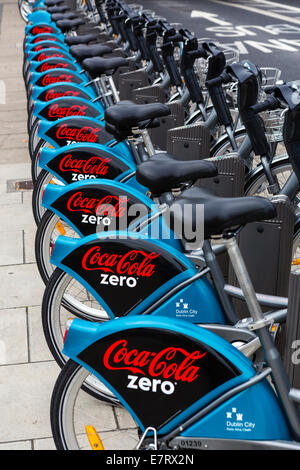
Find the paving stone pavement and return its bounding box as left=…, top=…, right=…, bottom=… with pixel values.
left=0, top=1, right=133, bottom=451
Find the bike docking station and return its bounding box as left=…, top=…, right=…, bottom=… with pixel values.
left=14, top=0, right=300, bottom=455
left=228, top=194, right=295, bottom=317
left=285, top=268, right=300, bottom=392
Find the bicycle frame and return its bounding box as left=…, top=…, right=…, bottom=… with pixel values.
left=59, top=233, right=300, bottom=449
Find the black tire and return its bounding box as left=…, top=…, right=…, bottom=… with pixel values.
left=28, top=118, right=39, bottom=160
left=35, top=208, right=78, bottom=284
left=41, top=267, right=109, bottom=366
left=292, top=218, right=300, bottom=270
left=244, top=155, right=295, bottom=197
left=50, top=360, right=85, bottom=450
left=32, top=169, right=51, bottom=225
left=50, top=360, right=80, bottom=450
left=31, top=138, right=47, bottom=184
left=210, top=127, right=249, bottom=159
left=27, top=106, right=36, bottom=137
left=51, top=360, right=127, bottom=450
left=35, top=209, right=58, bottom=284
left=42, top=268, right=119, bottom=406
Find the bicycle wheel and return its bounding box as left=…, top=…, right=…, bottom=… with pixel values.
left=35, top=209, right=80, bottom=284
left=187, top=104, right=240, bottom=143
left=210, top=128, right=252, bottom=158
left=292, top=219, right=300, bottom=272
left=28, top=118, right=40, bottom=160
left=31, top=139, right=51, bottom=183
left=42, top=269, right=118, bottom=405
left=42, top=267, right=109, bottom=366
left=51, top=360, right=140, bottom=450
left=27, top=109, right=37, bottom=138
left=244, top=156, right=299, bottom=200
left=19, top=1, right=31, bottom=23
left=32, top=170, right=64, bottom=225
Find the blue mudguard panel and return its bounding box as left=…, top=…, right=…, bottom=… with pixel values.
left=63, top=316, right=255, bottom=435
left=50, top=232, right=194, bottom=318
left=183, top=379, right=291, bottom=441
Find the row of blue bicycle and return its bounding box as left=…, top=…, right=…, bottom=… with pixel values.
left=19, top=0, right=300, bottom=450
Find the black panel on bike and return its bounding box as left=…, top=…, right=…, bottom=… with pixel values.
left=28, top=42, right=66, bottom=52
left=31, top=49, right=72, bottom=64
left=281, top=84, right=300, bottom=182
left=38, top=98, right=101, bottom=121
left=28, top=34, right=65, bottom=45
left=45, top=117, right=112, bottom=146
left=51, top=183, right=148, bottom=236
left=203, top=42, right=226, bottom=81
left=27, top=24, right=60, bottom=36
left=34, top=69, right=84, bottom=87
left=46, top=146, right=130, bottom=184
left=78, top=327, right=241, bottom=430
left=228, top=62, right=269, bottom=156
left=60, top=238, right=188, bottom=316
left=33, top=59, right=78, bottom=75
left=36, top=83, right=92, bottom=102
left=226, top=62, right=258, bottom=110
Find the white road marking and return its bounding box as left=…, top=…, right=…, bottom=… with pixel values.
left=190, top=10, right=232, bottom=26
left=209, top=0, right=300, bottom=25
left=251, top=0, right=300, bottom=14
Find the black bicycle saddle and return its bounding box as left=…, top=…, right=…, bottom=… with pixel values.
left=51, top=12, right=78, bottom=21
left=56, top=18, right=85, bottom=33
left=82, top=56, right=129, bottom=78
left=136, top=154, right=218, bottom=195
left=70, top=43, right=113, bottom=62
left=47, top=5, right=70, bottom=13
left=45, top=0, right=65, bottom=6
left=104, top=101, right=170, bottom=129
left=169, top=186, right=277, bottom=239
left=64, top=33, right=99, bottom=46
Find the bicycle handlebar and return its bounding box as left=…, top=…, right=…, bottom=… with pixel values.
left=205, top=71, right=232, bottom=88
left=250, top=95, right=280, bottom=114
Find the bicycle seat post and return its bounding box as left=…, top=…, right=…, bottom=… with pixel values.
left=140, top=128, right=156, bottom=156
left=224, top=234, right=263, bottom=323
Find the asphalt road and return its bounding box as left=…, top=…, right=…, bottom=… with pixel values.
left=137, top=0, right=300, bottom=81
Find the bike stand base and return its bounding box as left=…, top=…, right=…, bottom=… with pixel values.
left=284, top=270, right=300, bottom=390
left=149, top=102, right=186, bottom=151
left=133, top=84, right=167, bottom=104
left=228, top=195, right=294, bottom=318
left=199, top=154, right=245, bottom=281
left=112, top=60, right=136, bottom=89
left=199, top=153, right=245, bottom=196
left=119, top=69, right=151, bottom=101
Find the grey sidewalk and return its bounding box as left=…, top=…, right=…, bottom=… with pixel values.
left=0, top=1, right=131, bottom=450
left=0, top=0, right=60, bottom=450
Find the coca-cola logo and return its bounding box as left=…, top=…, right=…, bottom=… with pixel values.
left=103, top=339, right=207, bottom=383
left=81, top=247, right=159, bottom=277
left=56, top=124, right=101, bottom=143
left=41, top=74, right=73, bottom=86
left=34, top=45, right=58, bottom=52
left=48, top=104, right=88, bottom=119
left=31, top=26, right=52, bottom=35
left=44, top=89, right=81, bottom=101
left=40, top=62, right=70, bottom=73
left=33, top=36, right=57, bottom=43
left=37, top=52, right=64, bottom=62
left=67, top=192, right=128, bottom=217
left=59, top=154, right=111, bottom=175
